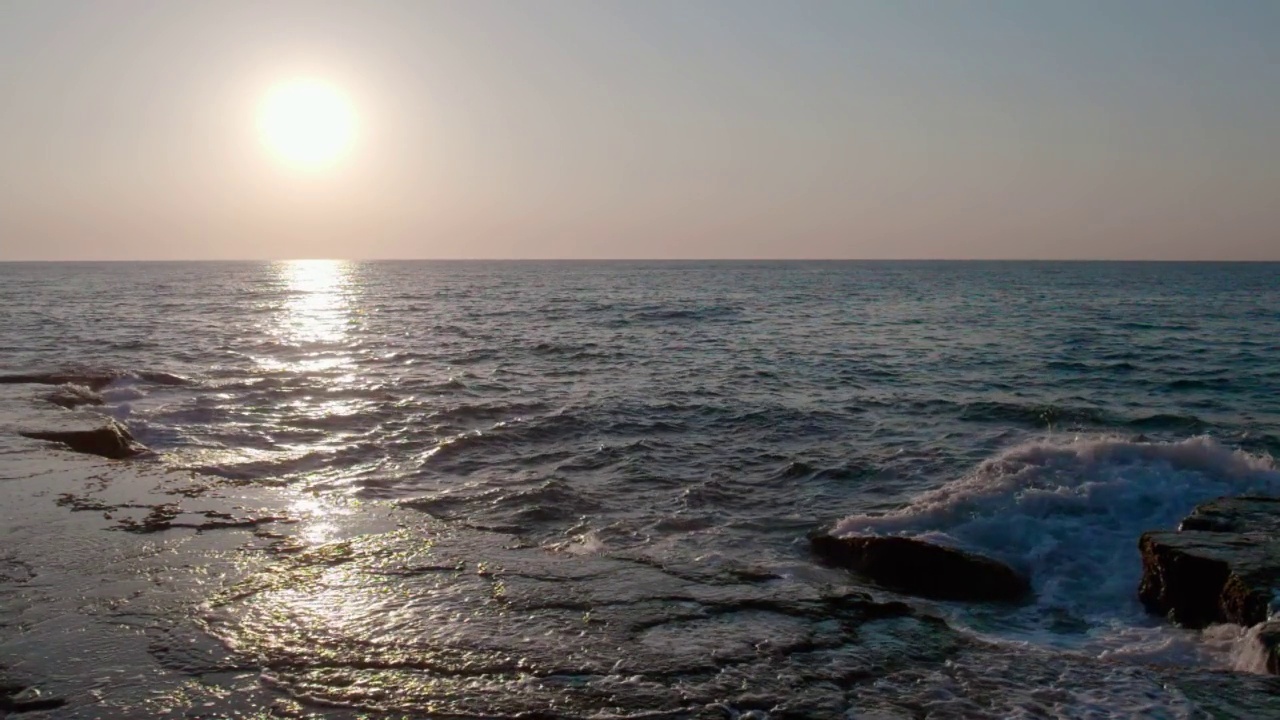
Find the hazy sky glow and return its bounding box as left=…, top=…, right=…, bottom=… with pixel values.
left=1, top=0, right=1277, bottom=261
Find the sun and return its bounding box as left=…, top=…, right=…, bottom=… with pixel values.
left=258, top=79, right=356, bottom=169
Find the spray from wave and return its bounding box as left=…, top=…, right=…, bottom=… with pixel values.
left=833, top=435, right=1280, bottom=667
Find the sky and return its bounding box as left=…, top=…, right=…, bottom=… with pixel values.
left=0, top=0, right=1277, bottom=261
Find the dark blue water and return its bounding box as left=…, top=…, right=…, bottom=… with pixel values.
left=2, top=260, right=1279, bottom=716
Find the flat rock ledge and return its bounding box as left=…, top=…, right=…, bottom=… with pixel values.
left=0, top=372, right=119, bottom=391
left=20, top=419, right=146, bottom=460
left=810, top=533, right=1032, bottom=602
left=1139, top=496, right=1280, bottom=674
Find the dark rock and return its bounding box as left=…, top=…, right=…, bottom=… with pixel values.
left=0, top=372, right=117, bottom=390
left=1138, top=496, right=1280, bottom=629
left=1178, top=496, right=1280, bottom=533
left=43, top=384, right=104, bottom=410
left=20, top=419, right=146, bottom=460
left=810, top=533, right=1031, bottom=602
left=0, top=683, right=67, bottom=714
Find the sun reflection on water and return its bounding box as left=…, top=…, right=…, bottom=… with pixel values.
left=290, top=495, right=350, bottom=545
left=278, top=259, right=352, bottom=345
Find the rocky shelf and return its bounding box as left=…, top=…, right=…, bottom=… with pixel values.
left=1140, top=496, right=1280, bottom=673
left=20, top=420, right=146, bottom=460
left=1, top=382, right=148, bottom=460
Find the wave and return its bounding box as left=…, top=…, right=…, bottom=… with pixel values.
left=41, top=383, right=104, bottom=409
left=426, top=400, right=551, bottom=425
left=774, top=460, right=871, bottom=482
left=1044, top=360, right=1139, bottom=373
left=132, top=371, right=191, bottom=386
left=184, top=443, right=382, bottom=483
left=1127, top=413, right=1207, bottom=431
left=954, top=400, right=1111, bottom=427
left=901, top=399, right=1214, bottom=434
left=402, top=478, right=598, bottom=529
left=417, top=413, right=591, bottom=473
left=1166, top=378, right=1233, bottom=391
left=831, top=435, right=1280, bottom=653
left=0, top=368, right=190, bottom=388
left=606, top=304, right=743, bottom=326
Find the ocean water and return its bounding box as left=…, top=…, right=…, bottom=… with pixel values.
left=2, top=260, right=1280, bottom=717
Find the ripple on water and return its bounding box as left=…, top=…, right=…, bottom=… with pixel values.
left=4, top=261, right=1280, bottom=715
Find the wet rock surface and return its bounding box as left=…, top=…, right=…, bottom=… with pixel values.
left=810, top=533, right=1031, bottom=602
left=4, top=381, right=1280, bottom=717
left=0, top=679, right=67, bottom=715
left=1139, top=496, right=1280, bottom=629
left=203, top=527, right=965, bottom=719
left=0, top=372, right=119, bottom=390
left=1, top=383, right=147, bottom=459
left=2, top=452, right=1280, bottom=718
left=0, top=370, right=187, bottom=391
left=20, top=419, right=146, bottom=460
left=197, top=522, right=1280, bottom=719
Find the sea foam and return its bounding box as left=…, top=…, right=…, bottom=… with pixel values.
left=833, top=435, right=1280, bottom=664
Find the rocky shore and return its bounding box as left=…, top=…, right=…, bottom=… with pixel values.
left=1140, top=496, right=1280, bottom=672
left=813, top=494, right=1280, bottom=676
left=809, top=533, right=1031, bottom=603
left=0, top=373, right=149, bottom=460
left=4, top=374, right=1280, bottom=716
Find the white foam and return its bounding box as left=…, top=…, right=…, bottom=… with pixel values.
left=1225, top=622, right=1274, bottom=674
left=101, top=386, right=145, bottom=402
left=833, top=435, right=1280, bottom=665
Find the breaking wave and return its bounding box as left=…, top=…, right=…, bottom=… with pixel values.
left=833, top=435, right=1280, bottom=663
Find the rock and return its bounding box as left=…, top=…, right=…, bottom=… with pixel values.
left=809, top=533, right=1031, bottom=602
left=1219, top=620, right=1280, bottom=675
left=43, top=384, right=104, bottom=410
left=19, top=419, right=146, bottom=460
left=0, top=370, right=188, bottom=390
left=1138, top=496, right=1280, bottom=629
left=1178, top=496, right=1280, bottom=533
left=0, top=679, right=66, bottom=714
left=1255, top=621, right=1280, bottom=675
left=0, top=372, right=117, bottom=390
left=202, top=519, right=971, bottom=718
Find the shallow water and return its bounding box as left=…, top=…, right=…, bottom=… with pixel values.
left=2, top=260, right=1279, bottom=717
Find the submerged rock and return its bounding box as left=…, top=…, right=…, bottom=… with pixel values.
left=1138, top=496, right=1280, bottom=629
left=20, top=419, right=146, bottom=460
left=810, top=533, right=1031, bottom=602
left=202, top=523, right=973, bottom=718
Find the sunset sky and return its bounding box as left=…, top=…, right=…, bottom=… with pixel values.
left=1, top=0, right=1277, bottom=261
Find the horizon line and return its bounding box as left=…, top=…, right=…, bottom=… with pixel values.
left=1, top=257, right=1277, bottom=264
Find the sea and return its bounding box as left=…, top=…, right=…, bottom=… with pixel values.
left=1, top=260, right=1279, bottom=719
